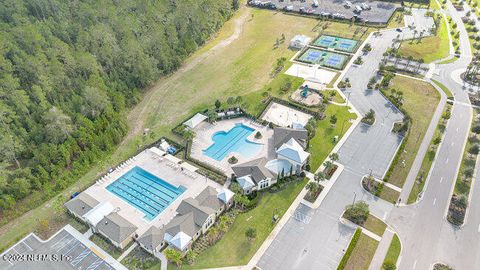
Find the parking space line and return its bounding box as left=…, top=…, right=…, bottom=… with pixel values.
left=50, top=234, right=69, bottom=249
left=71, top=248, right=91, bottom=266
left=64, top=242, right=80, bottom=256
left=21, top=241, right=33, bottom=251
left=86, top=258, right=103, bottom=270
left=55, top=238, right=75, bottom=252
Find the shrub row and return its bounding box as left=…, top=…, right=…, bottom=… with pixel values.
left=337, top=228, right=362, bottom=270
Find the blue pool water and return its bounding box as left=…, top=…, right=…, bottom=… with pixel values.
left=203, top=123, right=262, bottom=161
left=106, top=166, right=186, bottom=220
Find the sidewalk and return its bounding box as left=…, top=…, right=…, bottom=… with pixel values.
left=368, top=229, right=395, bottom=270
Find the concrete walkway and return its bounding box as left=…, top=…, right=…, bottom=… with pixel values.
left=368, top=229, right=395, bottom=270
left=154, top=251, right=168, bottom=270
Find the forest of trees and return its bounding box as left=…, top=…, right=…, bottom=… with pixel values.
left=0, top=0, right=237, bottom=221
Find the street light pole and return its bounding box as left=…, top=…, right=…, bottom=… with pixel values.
left=345, top=91, right=352, bottom=107
left=352, top=191, right=357, bottom=205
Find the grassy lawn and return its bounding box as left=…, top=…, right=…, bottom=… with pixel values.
left=387, top=11, right=405, bottom=29
left=364, top=214, right=387, bottom=237
left=309, top=105, right=357, bottom=172
left=383, top=76, right=440, bottom=188
left=408, top=103, right=452, bottom=204
left=378, top=184, right=401, bottom=204
left=343, top=232, right=379, bottom=270
left=432, top=79, right=454, bottom=99
left=398, top=16, right=449, bottom=63
left=382, top=234, right=401, bottom=267
left=404, top=0, right=440, bottom=10
left=453, top=109, right=479, bottom=197
left=171, top=179, right=307, bottom=269
left=323, top=89, right=346, bottom=104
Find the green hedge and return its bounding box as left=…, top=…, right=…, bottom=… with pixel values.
left=337, top=228, right=362, bottom=270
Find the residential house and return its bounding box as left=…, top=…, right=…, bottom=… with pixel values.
left=137, top=226, right=166, bottom=254
left=232, top=157, right=275, bottom=194
left=64, top=193, right=99, bottom=221
left=95, top=212, right=138, bottom=249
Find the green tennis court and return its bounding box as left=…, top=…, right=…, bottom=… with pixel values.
left=313, top=35, right=358, bottom=53
left=297, top=48, right=349, bottom=70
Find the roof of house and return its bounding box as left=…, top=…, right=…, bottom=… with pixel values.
left=273, top=127, right=308, bottom=150
left=236, top=175, right=256, bottom=190
left=218, top=188, right=235, bottom=204
left=276, top=138, right=310, bottom=164
left=137, top=226, right=165, bottom=251
left=232, top=157, right=274, bottom=182
left=168, top=231, right=192, bottom=251
left=196, top=186, right=223, bottom=211
left=265, top=158, right=295, bottom=175
left=96, top=212, right=138, bottom=244
left=183, top=113, right=208, bottom=128
left=176, top=198, right=215, bottom=227
left=165, top=212, right=200, bottom=238
left=64, top=192, right=99, bottom=217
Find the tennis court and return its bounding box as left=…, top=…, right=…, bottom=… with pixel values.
left=313, top=35, right=358, bottom=53
left=297, top=48, right=349, bottom=70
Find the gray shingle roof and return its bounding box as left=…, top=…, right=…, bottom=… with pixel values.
left=273, top=127, right=308, bottom=150
left=232, top=157, right=274, bottom=182
left=64, top=193, right=99, bottom=217
left=96, top=212, right=137, bottom=244
left=176, top=198, right=215, bottom=227
left=165, top=212, right=200, bottom=238
left=196, top=186, right=223, bottom=211
left=137, top=226, right=164, bottom=251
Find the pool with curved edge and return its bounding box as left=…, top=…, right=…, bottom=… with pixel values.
left=203, top=123, right=262, bottom=161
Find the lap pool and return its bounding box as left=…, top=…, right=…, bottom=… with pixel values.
left=203, top=123, right=262, bottom=161
left=106, top=166, right=186, bottom=221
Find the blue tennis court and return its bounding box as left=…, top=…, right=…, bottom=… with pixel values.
left=297, top=48, right=349, bottom=70
left=106, top=166, right=186, bottom=220
left=313, top=35, right=358, bottom=53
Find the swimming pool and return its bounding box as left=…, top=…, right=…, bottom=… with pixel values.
left=203, top=123, right=261, bottom=161
left=106, top=166, right=186, bottom=220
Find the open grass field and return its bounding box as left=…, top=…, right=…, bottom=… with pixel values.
left=0, top=6, right=330, bottom=252
left=404, top=0, right=440, bottom=10
left=343, top=232, right=379, bottom=270
left=408, top=103, right=452, bottom=204
left=309, top=105, right=357, bottom=172
left=382, top=234, right=402, bottom=266
left=398, top=16, right=449, bottom=63
left=170, top=179, right=307, bottom=269
left=383, top=76, right=440, bottom=188
left=324, top=89, right=346, bottom=103
left=364, top=214, right=387, bottom=237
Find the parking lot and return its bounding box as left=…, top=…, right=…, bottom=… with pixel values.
left=249, top=0, right=399, bottom=24
left=0, top=226, right=126, bottom=270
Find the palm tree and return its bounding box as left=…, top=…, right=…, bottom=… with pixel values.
left=306, top=182, right=320, bottom=194
left=329, top=153, right=339, bottom=162
left=315, top=171, right=326, bottom=183
left=323, top=160, right=334, bottom=172
left=182, top=128, right=196, bottom=142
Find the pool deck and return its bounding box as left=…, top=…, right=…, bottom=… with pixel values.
left=83, top=149, right=224, bottom=237
left=190, top=117, right=275, bottom=175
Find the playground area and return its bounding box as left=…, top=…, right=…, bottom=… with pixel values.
left=297, top=48, right=350, bottom=70
left=312, top=35, right=359, bottom=53
left=290, top=85, right=322, bottom=106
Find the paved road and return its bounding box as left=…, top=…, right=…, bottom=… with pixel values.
left=388, top=1, right=479, bottom=269
left=257, top=10, right=431, bottom=269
